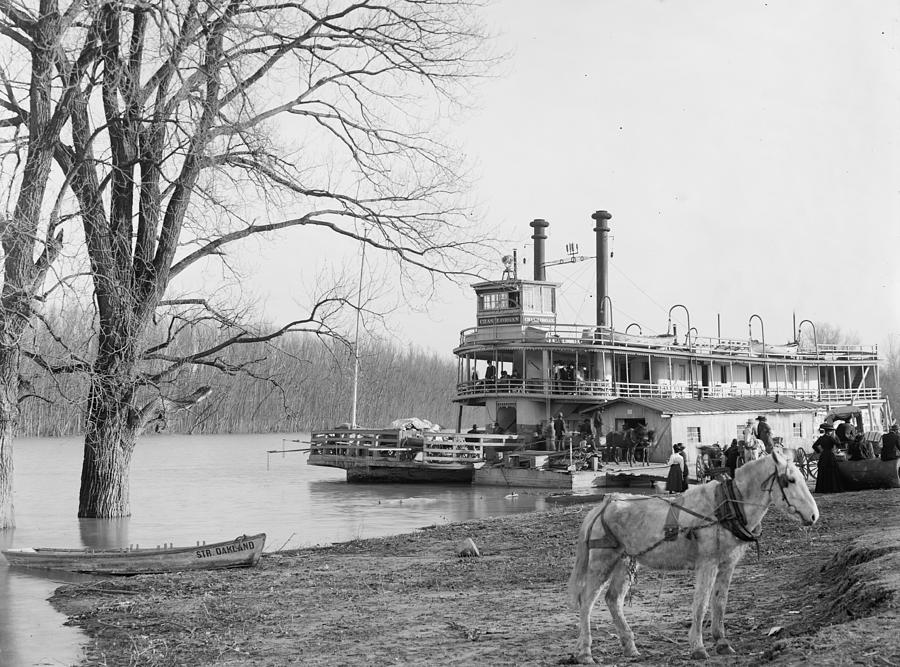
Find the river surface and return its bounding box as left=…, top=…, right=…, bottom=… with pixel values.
left=0, top=433, right=554, bottom=666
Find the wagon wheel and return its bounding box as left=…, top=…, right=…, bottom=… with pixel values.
left=807, top=459, right=818, bottom=481
left=794, top=448, right=809, bottom=480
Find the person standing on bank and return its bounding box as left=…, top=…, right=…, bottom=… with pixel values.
left=724, top=438, right=741, bottom=478
left=881, top=424, right=900, bottom=461
left=756, top=415, right=775, bottom=454
left=666, top=443, right=687, bottom=493
left=814, top=422, right=843, bottom=494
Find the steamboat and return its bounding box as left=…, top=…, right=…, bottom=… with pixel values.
left=450, top=211, right=891, bottom=488
left=310, top=210, right=891, bottom=489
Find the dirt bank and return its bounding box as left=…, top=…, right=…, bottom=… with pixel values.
left=52, top=491, right=900, bottom=666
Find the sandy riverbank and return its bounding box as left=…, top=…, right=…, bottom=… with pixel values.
left=52, top=490, right=900, bottom=666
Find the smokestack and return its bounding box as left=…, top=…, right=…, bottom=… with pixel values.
left=530, top=218, right=549, bottom=281
left=592, top=210, right=612, bottom=327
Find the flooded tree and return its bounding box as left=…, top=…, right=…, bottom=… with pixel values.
left=0, top=1, right=94, bottom=527
left=5, top=1, right=493, bottom=518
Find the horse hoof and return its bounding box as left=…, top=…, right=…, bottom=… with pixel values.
left=715, top=641, right=736, bottom=655
left=690, top=648, right=709, bottom=660
left=624, top=648, right=641, bottom=658
left=573, top=653, right=596, bottom=665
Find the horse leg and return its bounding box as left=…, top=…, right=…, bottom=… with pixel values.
left=710, top=550, right=742, bottom=655
left=688, top=560, right=718, bottom=659
left=572, top=550, right=618, bottom=664
left=605, top=557, right=640, bottom=658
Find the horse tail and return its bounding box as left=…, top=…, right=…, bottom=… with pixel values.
left=568, top=498, right=609, bottom=609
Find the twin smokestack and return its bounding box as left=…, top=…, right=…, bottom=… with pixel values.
left=529, top=210, right=612, bottom=329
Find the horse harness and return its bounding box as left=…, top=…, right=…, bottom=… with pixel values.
left=586, top=478, right=762, bottom=559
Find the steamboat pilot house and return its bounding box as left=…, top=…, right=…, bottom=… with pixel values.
left=452, top=213, right=889, bottom=454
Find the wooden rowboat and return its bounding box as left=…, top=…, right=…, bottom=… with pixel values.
left=837, top=458, right=900, bottom=491
left=2, top=533, right=265, bottom=575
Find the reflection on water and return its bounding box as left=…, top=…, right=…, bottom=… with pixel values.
left=3, top=433, right=553, bottom=665
left=0, top=530, right=91, bottom=667
left=78, top=518, right=130, bottom=550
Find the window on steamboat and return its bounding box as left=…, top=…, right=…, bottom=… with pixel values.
left=479, top=290, right=519, bottom=311
left=521, top=284, right=556, bottom=314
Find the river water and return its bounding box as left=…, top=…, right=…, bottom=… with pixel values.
left=0, top=433, right=552, bottom=666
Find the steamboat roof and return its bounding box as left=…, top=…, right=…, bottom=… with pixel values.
left=589, top=396, right=822, bottom=416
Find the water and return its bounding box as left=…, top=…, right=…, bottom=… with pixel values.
left=1, top=433, right=551, bottom=666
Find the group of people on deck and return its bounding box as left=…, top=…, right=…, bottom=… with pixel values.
left=815, top=421, right=900, bottom=494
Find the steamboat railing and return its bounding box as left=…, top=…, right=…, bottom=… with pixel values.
left=454, top=380, right=882, bottom=404
left=457, top=324, right=879, bottom=360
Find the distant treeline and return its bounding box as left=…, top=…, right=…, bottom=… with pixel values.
left=17, top=329, right=469, bottom=437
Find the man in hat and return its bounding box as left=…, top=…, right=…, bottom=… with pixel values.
left=881, top=423, right=900, bottom=461
left=756, top=415, right=774, bottom=454
left=553, top=412, right=566, bottom=450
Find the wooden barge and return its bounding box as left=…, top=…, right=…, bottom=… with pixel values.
left=307, top=427, right=519, bottom=483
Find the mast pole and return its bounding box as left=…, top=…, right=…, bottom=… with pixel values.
left=351, top=236, right=368, bottom=428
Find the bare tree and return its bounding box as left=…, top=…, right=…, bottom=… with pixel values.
left=0, top=0, right=94, bottom=527
left=6, top=1, right=494, bottom=518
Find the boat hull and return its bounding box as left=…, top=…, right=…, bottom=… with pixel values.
left=344, top=462, right=475, bottom=483
left=2, top=533, right=265, bottom=575
left=837, top=458, right=900, bottom=491
left=472, top=464, right=671, bottom=490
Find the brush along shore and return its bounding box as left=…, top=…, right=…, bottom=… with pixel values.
left=53, top=491, right=900, bottom=666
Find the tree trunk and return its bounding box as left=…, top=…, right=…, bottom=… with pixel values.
left=0, top=347, right=19, bottom=528
left=78, top=369, right=138, bottom=518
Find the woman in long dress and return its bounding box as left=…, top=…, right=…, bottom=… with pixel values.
left=666, top=443, right=686, bottom=493
left=814, top=423, right=843, bottom=494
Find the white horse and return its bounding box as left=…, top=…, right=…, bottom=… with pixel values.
left=568, top=450, right=818, bottom=662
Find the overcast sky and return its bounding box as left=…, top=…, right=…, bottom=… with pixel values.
left=249, top=0, right=900, bottom=357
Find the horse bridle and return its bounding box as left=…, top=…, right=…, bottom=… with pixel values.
left=762, top=451, right=806, bottom=520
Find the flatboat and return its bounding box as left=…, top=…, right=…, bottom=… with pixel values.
left=2, top=533, right=265, bottom=575
left=307, top=425, right=518, bottom=483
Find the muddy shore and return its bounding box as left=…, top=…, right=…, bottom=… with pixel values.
left=52, top=490, right=900, bottom=666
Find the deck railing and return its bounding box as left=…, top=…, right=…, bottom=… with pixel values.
left=309, top=429, right=520, bottom=465
left=454, top=380, right=881, bottom=404
left=457, top=323, right=879, bottom=360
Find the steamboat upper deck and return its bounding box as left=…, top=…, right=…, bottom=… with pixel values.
left=454, top=320, right=881, bottom=405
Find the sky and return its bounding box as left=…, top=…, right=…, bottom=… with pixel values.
left=245, top=0, right=900, bottom=358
